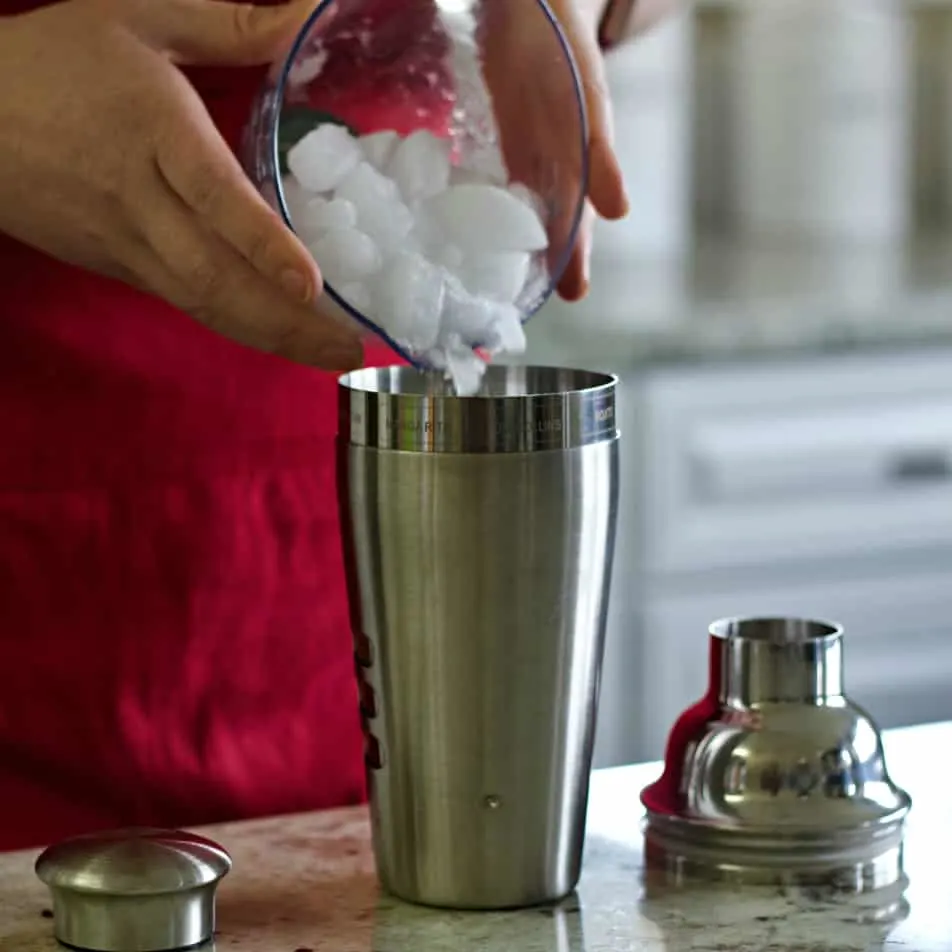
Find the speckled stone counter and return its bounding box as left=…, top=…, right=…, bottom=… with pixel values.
left=2, top=721, right=949, bottom=952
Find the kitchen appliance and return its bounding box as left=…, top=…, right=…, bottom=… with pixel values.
left=337, top=365, right=619, bottom=909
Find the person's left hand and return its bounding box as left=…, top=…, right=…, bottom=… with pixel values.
left=480, top=0, right=628, bottom=302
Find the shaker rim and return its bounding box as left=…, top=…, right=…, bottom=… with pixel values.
left=338, top=365, right=617, bottom=400
left=709, top=616, right=844, bottom=646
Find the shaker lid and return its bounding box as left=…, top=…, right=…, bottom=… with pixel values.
left=640, top=616, right=912, bottom=889
left=36, top=828, right=231, bottom=895
left=36, top=828, right=231, bottom=952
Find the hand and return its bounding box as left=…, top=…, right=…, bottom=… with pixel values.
left=482, top=0, right=629, bottom=302
left=0, top=0, right=363, bottom=371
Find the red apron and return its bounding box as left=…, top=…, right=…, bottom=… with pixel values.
left=0, top=0, right=442, bottom=851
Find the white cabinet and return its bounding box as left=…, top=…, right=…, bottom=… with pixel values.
left=593, top=348, right=952, bottom=767
left=641, top=348, right=952, bottom=575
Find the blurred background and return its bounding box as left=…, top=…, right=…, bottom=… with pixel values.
left=522, top=0, right=952, bottom=766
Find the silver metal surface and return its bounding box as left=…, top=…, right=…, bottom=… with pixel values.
left=338, top=365, right=617, bottom=453
left=338, top=365, right=619, bottom=910
left=35, top=828, right=231, bottom=952
left=642, top=617, right=912, bottom=890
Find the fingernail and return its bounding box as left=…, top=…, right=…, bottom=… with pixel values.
left=280, top=268, right=314, bottom=304
left=618, top=184, right=631, bottom=218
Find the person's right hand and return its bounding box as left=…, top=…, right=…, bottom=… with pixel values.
left=0, top=0, right=363, bottom=371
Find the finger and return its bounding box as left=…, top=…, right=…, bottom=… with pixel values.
left=556, top=3, right=629, bottom=221
left=627, top=0, right=683, bottom=39
left=143, top=0, right=325, bottom=67
left=589, top=136, right=628, bottom=222
left=138, top=184, right=362, bottom=370
left=557, top=201, right=595, bottom=302
left=155, top=78, right=322, bottom=307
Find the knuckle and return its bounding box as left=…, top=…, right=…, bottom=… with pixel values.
left=181, top=254, right=226, bottom=305
left=242, top=228, right=275, bottom=272
left=183, top=163, right=224, bottom=216
left=228, top=3, right=270, bottom=44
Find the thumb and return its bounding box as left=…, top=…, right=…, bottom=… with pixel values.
left=147, top=0, right=324, bottom=67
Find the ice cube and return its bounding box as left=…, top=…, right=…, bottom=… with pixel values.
left=281, top=177, right=325, bottom=230
left=292, top=196, right=328, bottom=242
left=431, top=242, right=464, bottom=272
left=407, top=204, right=462, bottom=270
left=406, top=203, right=444, bottom=258
left=425, top=347, right=448, bottom=371
left=287, top=124, right=363, bottom=194
left=484, top=303, right=527, bottom=356
left=287, top=48, right=328, bottom=87
left=440, top=276, right=495, bottom=346
left=334, top=162, right=401, bottom=212
left=337, top=282, right=373, bottom=316
left=455, top=145, right=509, bottom=186
left=314, top=197, right=358, bottom=232
left=310, top=228, right=381, bottom=285
left=441, top=278, right=527, bottom=354
left=425, top=329, right=489, bottom=395
left=444, top=347, right=487, bottom=397
left=508, top=182, right=548, bottom=220
left=387, top=131, right=452, bottom=203
left=372, top=252, right=445, bottom=350
left=449, top=165, right=489, bottom=187
left=457, top=251, right=530, bottom=303
left=424, top=184, right=549, bottom=253
left=296, top=196, right=358, bottom=244
left=357, top=196, right=414, bottom=257
left=334, top=163, right=411, bottom=253
left=361, top=131, right=399, bottom=170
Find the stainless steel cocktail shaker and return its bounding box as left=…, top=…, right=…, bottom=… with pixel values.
left=338, top=366, right=619, bottom=909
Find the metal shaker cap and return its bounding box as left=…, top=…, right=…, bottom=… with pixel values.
left=642, top=617, right=912, bottom=889
left=35, top=827, right=231, bottom=952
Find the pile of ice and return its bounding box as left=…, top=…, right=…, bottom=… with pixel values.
left=284, top=124, right=548, bottom=395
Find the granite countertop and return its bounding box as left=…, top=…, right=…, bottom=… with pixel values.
left=2, top=720, right=948, bottom=952
left=525, top=235, right=952, bottom=371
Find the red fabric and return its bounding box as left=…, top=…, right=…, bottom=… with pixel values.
left=0, top=1, right=443, bottom=851
left=640, top=637, right=723, bottom=816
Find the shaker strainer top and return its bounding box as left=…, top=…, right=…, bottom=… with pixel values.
left=641, top=617, right=911, bottom=885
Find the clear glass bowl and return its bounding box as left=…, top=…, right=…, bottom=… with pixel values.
left=242, top=0, right=589, bottom=367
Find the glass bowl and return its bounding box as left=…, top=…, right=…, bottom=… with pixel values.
left=242, top=0, right=589, bottom=370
